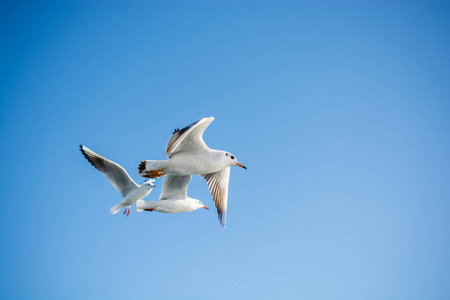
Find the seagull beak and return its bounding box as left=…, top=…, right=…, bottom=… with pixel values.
left=236, top=162, right=247, bottom=169
left=203, top=206, right=209, bottom=210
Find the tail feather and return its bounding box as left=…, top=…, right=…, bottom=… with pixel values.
left=136, top=200, right=155, bottom=212
left=139, top=160, right=166, bottom=178
left=110, top=203, right=123, bottom=214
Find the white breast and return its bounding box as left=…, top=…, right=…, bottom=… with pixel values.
left=154, top=199, right=196, bottom=213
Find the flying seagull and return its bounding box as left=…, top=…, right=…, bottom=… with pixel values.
left=138, top=117, right=246, bottom=228
left=136, top=174, right=209, bottom=213
left=80, top=145, right=155, bottom=215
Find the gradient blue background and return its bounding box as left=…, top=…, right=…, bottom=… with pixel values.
left=1, top=1, right=450, bottom=299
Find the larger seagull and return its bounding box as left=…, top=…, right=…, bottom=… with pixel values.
left=138, top=117, right=246, bottom=228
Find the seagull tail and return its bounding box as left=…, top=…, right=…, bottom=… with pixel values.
left=136, top=200, right=145, bottom=212
left=138, top=160, right=166, bottom=178
left=136, top=200, right=156, bottom=212
left=110, top=203, right=123, bottom=214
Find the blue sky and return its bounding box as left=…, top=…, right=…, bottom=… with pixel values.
left=1, top=1, right=450, bottom=299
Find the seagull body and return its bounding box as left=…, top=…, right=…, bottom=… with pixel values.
left=137, top=198, right=205, bottom=213
left=138, top=117, right=246, bottom=228
left=80, top=145, right=155, bottom=215
left=143, top=150, right=229, bottom=176
left=136, top=174, right=209, bottom=213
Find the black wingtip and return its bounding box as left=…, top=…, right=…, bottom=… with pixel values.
left=79, top=145, right=89, bottom=159
left=138, top=162, right=153, bottom=178
left=79, top=145, right=92, bottom=166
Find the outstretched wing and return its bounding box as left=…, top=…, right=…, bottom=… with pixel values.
left=165, top=117, right=214, bottom=158
left=80, top=145, right=138, bottom=198
left=159, top=175, right=192, bottom=201
left=201, top=167, right=230, bottom=229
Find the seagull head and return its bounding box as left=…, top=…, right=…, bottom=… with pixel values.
left=143, top=179, right=155, bottom=188
left=193, top=199, right=209, bottom=210
left=224, top=152, right=247, bottom=169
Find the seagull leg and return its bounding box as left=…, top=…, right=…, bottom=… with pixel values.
left=127, top=207, right=131, bottom=216
left=123, top=207, right=127, bottom=215
left=144, top=208, right=155, bottom=212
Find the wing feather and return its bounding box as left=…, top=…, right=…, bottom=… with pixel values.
left=165, top=117, right=214, bottom=158
left=201, top=167, right=230, bottom=229
left=80, top=145, right=138, bottom=197
left=159, top=175, right=192, bottom=200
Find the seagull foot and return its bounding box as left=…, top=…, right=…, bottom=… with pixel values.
left=144, top=208, right=155, bottom=212
left=123, top=207, right=131, bottom=216
left=146, top=169, right=165, bottom=178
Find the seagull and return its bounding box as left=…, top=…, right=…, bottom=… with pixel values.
left=138, top=117, right=246, bottom=228
left=136, top=174, right=209, bottom=213
left=80, top=145, right=155, bottom=215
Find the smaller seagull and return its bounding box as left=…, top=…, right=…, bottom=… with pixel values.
left=136, top=174, right=209, bottom=213
left=80, top=145, right=155, bottom=215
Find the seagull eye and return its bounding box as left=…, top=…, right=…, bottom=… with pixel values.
left=231, top=155, right=235, bottom=159
left=225, top=153, right=228, bottom=156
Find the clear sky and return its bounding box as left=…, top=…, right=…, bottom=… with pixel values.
left=1, top=1, right=450, bottom=299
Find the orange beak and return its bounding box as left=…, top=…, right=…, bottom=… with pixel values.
left=236, top=162, right=247, bottom=169
left=203, top=206, right=209, bottom=210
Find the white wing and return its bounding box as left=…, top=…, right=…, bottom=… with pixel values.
left=201, top=167, right=230, bottom=229
left=159, top=175, right=192, bottom=201
left=165, top=117, right=214, bottom=158
left=80, top=145, right=139, bottom=198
